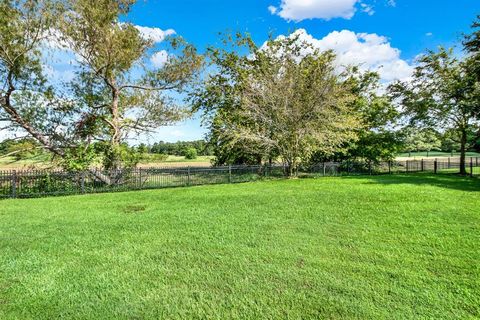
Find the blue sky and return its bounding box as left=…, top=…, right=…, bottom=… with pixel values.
left=4, top=0, right=478, bottom=143
left=130, top=0, right=477, bottom=58
left=123, top=0, right=479, bottom=144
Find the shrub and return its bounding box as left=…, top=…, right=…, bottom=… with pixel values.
left=184, top=148, right=198, bottom=160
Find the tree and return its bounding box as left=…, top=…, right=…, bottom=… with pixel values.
left=137, top=143, right=148, bottom=155
left=403, top=128, right=441, bottom=157
left=184, top=147, right=197, bottom=160
left=389, top=48, right=479, bottom=174
left=463, top=15, right=480, bottom=150
left=0, top=0, right=72, bottom=159
left=55, top=0, right=203, bottom=170
left=192, top=33, right=361, bottom=175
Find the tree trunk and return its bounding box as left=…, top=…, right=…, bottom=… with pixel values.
left=108, top=84, right=122, bottom=172
left=459, top=128, right=467, bottom=175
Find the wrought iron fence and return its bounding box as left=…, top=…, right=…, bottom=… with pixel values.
left=1, top=158, right=479, bottom=199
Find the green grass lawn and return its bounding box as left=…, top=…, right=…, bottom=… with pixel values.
left=0, top=174, right=479, bottom=319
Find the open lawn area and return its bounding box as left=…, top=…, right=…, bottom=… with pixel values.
left=0, top=174, right=479, bottom=319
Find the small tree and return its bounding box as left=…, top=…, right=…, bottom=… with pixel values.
left=184, top=147, right=197, bottom=160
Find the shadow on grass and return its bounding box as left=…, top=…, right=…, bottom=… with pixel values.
left=343, top=173, right=480, bottom=192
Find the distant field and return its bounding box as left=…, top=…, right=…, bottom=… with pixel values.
left=0, top=155, right=215, bottom=170
left=0, top=156, right=51, bottom=170
left=138, top=155, right=214, bottom=168
left=0, top=174, right=478, bottom=319
left=397, top=151, right=480, bottom=160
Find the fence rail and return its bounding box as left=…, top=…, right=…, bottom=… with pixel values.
left=1, top=158, right=479, bottom=199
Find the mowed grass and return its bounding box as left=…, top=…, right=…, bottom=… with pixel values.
left=0, top=174, right=479, bottom=319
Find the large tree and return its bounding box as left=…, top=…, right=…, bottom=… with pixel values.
left=1, top=0, right=203, bottom=176
left=192, top=34, right=362, bottom=175
left=389, top=48, right=479, bottom=174
left=58, top=0, right=203, bottom=170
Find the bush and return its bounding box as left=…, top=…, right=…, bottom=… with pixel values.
left=184, top=148, right=198, bottom=160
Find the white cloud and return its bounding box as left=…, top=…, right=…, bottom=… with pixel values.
left=270, top=29, right=414, bottom=82
left=268, top=5, right=278, bottom=14
left=135, top=25, right=176, bottom=43
left=271, top=0, right=360, bottom=21
left=426, top=32, right=433, bottom=36
left=150, top=50, right=170, bottom=68
left=360, top=3, right=375, bottom=16
left=387, top=0, right=396, bottom=7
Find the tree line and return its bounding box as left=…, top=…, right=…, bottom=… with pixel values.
left=1, top=0, right=479, bottom=176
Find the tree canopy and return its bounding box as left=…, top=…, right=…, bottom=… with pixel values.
left=389, top=47, right=479, bottom=174
left=192, top=33, right=367, bottom=174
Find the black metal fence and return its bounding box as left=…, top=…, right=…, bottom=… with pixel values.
left=1, top=158, right=479, bottom=199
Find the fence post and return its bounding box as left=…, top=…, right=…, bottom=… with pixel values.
left=323, top=162, right=326, bottom=176
left=388, top=161, right=391, bottom=174
left=368, top=161, right=372, bottom=175
left=11, top=170, right=17, bottom=199
left=470, top=157, right=473, bottom=178
left=421, top=159, right=424, bottom=172
left=434, top=160, right=437, bottom=174
left=448, top=157, right=451, bottom=169
left=187, top=166, right=191, bottom=186
left=228, top=165, right=232, bottom=183
left=137, top=168, right=140, bottom=189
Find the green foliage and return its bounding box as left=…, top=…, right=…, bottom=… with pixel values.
left=137, top=143, right=148, bottom=155
left=183, top=147, right=197, bottom=160
left=98, top=143, right=141, bottom=170
left=389, top=46, right=480, bottom=174
left=1, top=176, right=479, bottom=318
left=0, top=0, right=75, bottom=161
left=191, top=32, right=362, bottom=173
left=403, top=128, right=442, bottom=153
left=58, top=144, right=98, bottom=171
left=56, top=0, right=203, bottom=170
left=342, top=69, right=402, bottom=162
left=150, top=140, right=213, bottom=156
left=464, top=15, right=480, bottom=54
